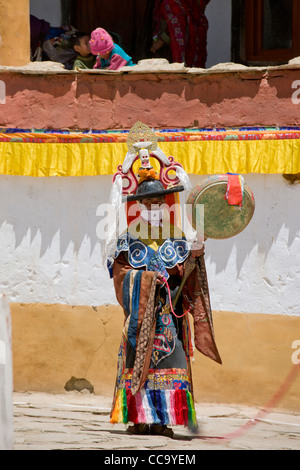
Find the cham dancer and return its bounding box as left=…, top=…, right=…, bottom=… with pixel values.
left=105, top=122, right=255, bottom=437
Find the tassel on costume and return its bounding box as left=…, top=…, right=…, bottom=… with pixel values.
left=110, top=388, right=197, bottom=429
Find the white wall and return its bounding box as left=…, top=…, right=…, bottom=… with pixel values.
left=0, top=174, right=299, bottom=316
left=206, top=0, right=232, bottom=68
left=0, top=175, right=115, bottom=306
left=0, top=295, right=13, bottom=450
left=202, top=174, right=300, bottom=315
left=30, top=0, right=62, bottom=27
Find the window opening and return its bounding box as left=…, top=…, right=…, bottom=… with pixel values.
left=244, top=0, right=300, bottom=65
left=30, top=0, right=211, bottom=70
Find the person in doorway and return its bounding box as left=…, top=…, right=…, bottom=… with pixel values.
left=150, top=0, right=211, bottom=68
left=89, top=27, right=135, bottom=70
left=70, top=32, right=96, bottom=70
left=107, top=140, right=221, bottom=437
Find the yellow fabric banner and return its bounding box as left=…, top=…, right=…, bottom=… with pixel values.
left=0, top=139, right=299, bottom=177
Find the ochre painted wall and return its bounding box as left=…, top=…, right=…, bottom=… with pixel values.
left=0, top=0, right=30, bottom=66
left=11, top=303, right=300, bottom=412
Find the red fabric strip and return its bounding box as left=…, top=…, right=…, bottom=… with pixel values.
left=225, top=174, right=243, bottom=206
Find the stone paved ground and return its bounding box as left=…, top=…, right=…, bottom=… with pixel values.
left=12, top=391, right=300, bottom=451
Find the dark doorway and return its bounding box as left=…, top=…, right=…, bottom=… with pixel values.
left=69, top=0, right=154, bottom=62
left=67, top=0, right=210, bottom=67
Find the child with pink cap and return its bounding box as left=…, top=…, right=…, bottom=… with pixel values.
left=89, top=28, right=135, bottom=71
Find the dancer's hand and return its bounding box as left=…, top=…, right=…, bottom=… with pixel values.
left=156, top=273, right=166, bottom=284
left=191, top=238, right=205, bottom=258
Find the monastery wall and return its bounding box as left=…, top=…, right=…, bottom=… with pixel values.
left=0, top=61, right=299, bottom=410
left=0, top=172, right=298, bottom=410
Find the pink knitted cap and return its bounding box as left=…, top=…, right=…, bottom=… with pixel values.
left=89, top=28, right=114, bottom=55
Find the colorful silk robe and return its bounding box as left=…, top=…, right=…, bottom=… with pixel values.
left=109, top=219, right=221, bottom=428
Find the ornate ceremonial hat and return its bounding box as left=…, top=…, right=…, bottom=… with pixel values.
left=126, top=170, right=184, bottom=201
left=112, top=122, right=189, bottom=202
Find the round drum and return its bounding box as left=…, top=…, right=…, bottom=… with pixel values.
left=186, top=175, right=255, bottom=239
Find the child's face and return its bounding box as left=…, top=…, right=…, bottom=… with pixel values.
left=74, top=36, right=91, bottom=57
